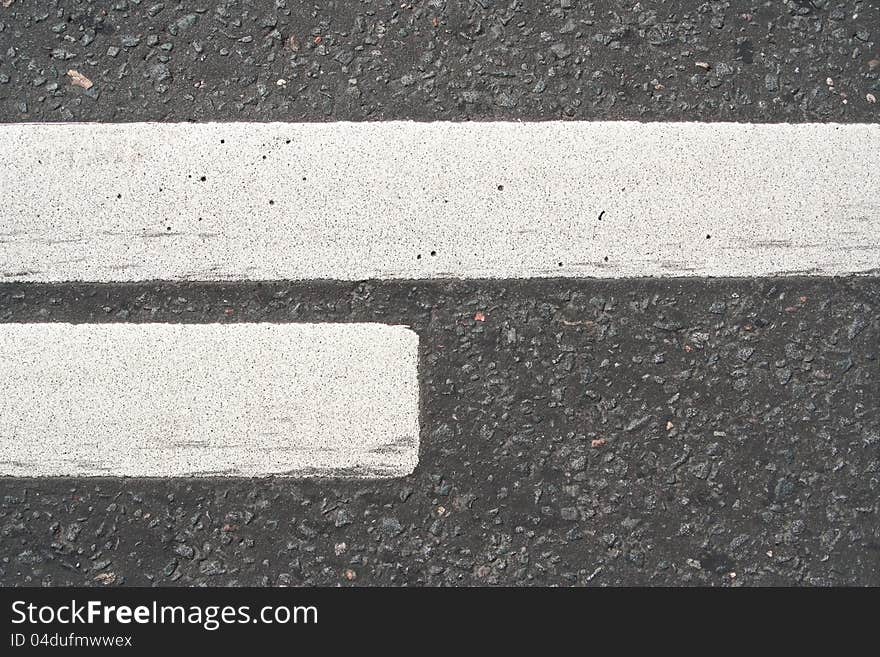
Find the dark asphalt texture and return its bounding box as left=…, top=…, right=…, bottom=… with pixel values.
left=0, top=279, right=878, bottom=586
left=0, top=0, right=878, bottom=122
left=1, top=1, right=879, bottom=587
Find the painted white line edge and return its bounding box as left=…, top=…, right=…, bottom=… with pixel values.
left=0, top=323, right=419, bottom=478
left=2, top=121, right=878, bottom=281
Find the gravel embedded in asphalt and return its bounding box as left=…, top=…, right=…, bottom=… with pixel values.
left=1, top=0, right=878, bottom=587
left=0, top=0, right=877, bottom=122
left=0, top=278, right=877, bottom=585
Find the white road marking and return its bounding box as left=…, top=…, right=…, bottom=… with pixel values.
left=1, top=121, right=877, bottom=280
left=0, top=323, right=419, bottom=478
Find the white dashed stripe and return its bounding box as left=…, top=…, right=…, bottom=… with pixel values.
left=0, top=323, right=419, bottom=478
left=1, top=121, right=877, bottom=280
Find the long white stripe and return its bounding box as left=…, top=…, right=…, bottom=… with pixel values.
left=2, top=121, right=877, bottom=280
left=0, top=323, right=419, bottom=477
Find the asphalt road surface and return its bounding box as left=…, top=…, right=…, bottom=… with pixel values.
left=0, top=279, right=878, bottom=586
left=0, top=0, right=878, bottom=122
left=0, top=1, right=878, bottom=586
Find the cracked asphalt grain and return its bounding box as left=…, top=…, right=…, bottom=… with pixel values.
left=1, top=279, right=878, bottom=586
left=0, top=0, right=878, bottom=122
